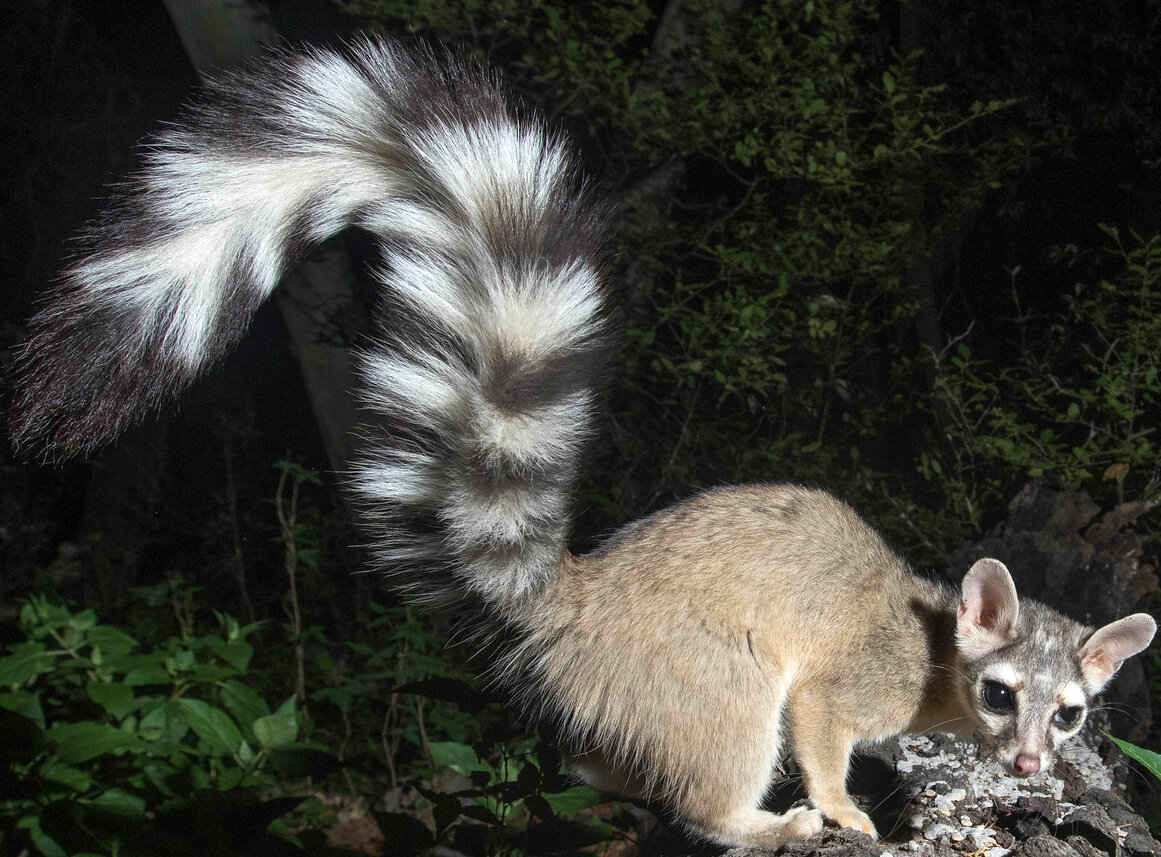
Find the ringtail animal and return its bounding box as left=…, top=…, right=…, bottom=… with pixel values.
left=9, top=38, right=1156, bottom=847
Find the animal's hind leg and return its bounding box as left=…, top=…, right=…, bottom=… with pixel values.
left=675, top=686, right=823, bottom=847
left=691, top=804, right=824, bottom=848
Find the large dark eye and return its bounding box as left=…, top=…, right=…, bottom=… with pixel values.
left=982, top=680, right=1015, bottom=712
left=1054, top=706, right=1083, bottom=728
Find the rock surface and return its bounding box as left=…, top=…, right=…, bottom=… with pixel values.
left=717, top=731, right=1158, bottom=857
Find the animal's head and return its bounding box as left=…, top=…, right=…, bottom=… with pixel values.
left=954, top=557, right=1155, bottom=777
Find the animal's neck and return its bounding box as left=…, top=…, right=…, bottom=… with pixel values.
left=906, top=587, right=977, bottom=736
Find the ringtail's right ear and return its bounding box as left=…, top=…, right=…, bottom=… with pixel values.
left=1078, top=614, right=1156, bottom=694
left=956, top=558, right=1020, bottom=659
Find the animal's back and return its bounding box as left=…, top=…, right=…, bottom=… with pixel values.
left=549, top=483, right=928, bottom=665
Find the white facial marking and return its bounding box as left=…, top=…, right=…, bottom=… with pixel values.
left=985, top=662, right=1020, bottom=688
left=1059, top=681, right=1086, bottom=710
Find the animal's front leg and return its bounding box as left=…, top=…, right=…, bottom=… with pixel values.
left=790, top=691, right=877, bottom=838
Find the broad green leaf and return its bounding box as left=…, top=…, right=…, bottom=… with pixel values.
left=221, top=679, right=270, bottom=729
left=210, top=638, right=253, bottom=670
left=174, top=698, right=244, bottom=754
left=124, top=663, right=171, bottom=686
left=48, top=722, right=134, bottom=764
left=253, top=712, right=298, bottom=749
left=87, top=681, right=137, bottom=720
left=27, top=815, right=69, bottom=857
left=68, top=610, right=98, bottom=632
left=238, top=740, right=256, bottom=765
left=190, top=663, right=239, bottom=683
left=542, top=785, right=604, bottom=815
left=141, top=759, right=180, bottom=796
left=40, top=758, right=92, bottom=792
left=0, top=642, right=50, bottom=686
left=85, top=626, right=137, bottom=661
left=87, top=788, right=147, bottom=817
left=267, top=818, right=304, bottom=848
left=429, top=741, right=489, bottom=777
left=217, top=766, right=245, bottom=791
left=139, top=702, right=174, bottom=742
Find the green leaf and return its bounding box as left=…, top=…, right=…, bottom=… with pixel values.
left=0, top=689, right=45, bottom=726
left=217, top=766, right=245, bottom=791
left=68, top=610, right=98, bottom=632
left=26, top=815, right=70, bottom=857
left=87, top=681, right=137, bottom=720
left=0, top=642, right=50, bottom=686
left=138, top=700, right=190, bottom=744
left=542, top=785, right=605, bottom=815
left=210, top=640, right=253, bottom=671
left=191, top=663, right=239, bottom=683
left=221, top=679, right=270, bottom=730
left=266, top=818, right=303, bottom=848
left=253, top=712, right=298, bottom=749
left=40, top=758, right=93, bottom=792
left=174, top=698, right=244, bottom=754
left=85, top=626, right=137, bottom=661
left=88, top=787, right=147, bottom=817
left=1106, top=733, right=1161, bottom=780
left=48, top=722, right=134, bottom=764
left=429, top=741, right=488, bottom=777
left=123, top=663, right=171, bottom=686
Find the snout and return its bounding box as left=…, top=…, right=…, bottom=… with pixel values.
left=1012, top=753, right=1041, bottom=776
left=1003, top=749, right=1046, bottom=778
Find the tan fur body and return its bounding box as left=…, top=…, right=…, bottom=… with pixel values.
left=500, top=485, right=955, bottom=842
left=496, top=484, right=1153, bottom=846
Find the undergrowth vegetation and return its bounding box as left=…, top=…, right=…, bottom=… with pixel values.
left=1, top=493, right=619, bottom=856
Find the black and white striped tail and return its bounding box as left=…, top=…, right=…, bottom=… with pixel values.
left=10, top=38, right=613, bottom=608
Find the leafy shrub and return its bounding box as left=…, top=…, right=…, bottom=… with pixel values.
left=0, top=596, right=338, bottom=857
left=334, top=0, right=1161, bottom=566
left=925, top=228, right=1161, bottom=543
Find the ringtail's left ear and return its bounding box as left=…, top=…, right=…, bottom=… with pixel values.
left=1078, top=614, right=1157, bottom=693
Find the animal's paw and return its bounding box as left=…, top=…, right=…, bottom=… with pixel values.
left=829, top=805, right=877, bottom=840
left=784, top=805, right=825, bottom=839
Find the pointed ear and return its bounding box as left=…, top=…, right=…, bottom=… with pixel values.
left=1079, top=613, right=1156, bottom=693
left=956, top=558, right=1020, bottom=658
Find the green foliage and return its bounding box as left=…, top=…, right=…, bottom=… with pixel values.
left=926, top=229, right=1161, bottom=538
left=375, top=737, right=614, bottom=855
left=335, top=0, right=1161, bottom=564
left=0, top=596, right=337, bottom=857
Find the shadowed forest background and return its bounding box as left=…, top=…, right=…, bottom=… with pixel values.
left=2, top=1, right=1161, bottom=855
